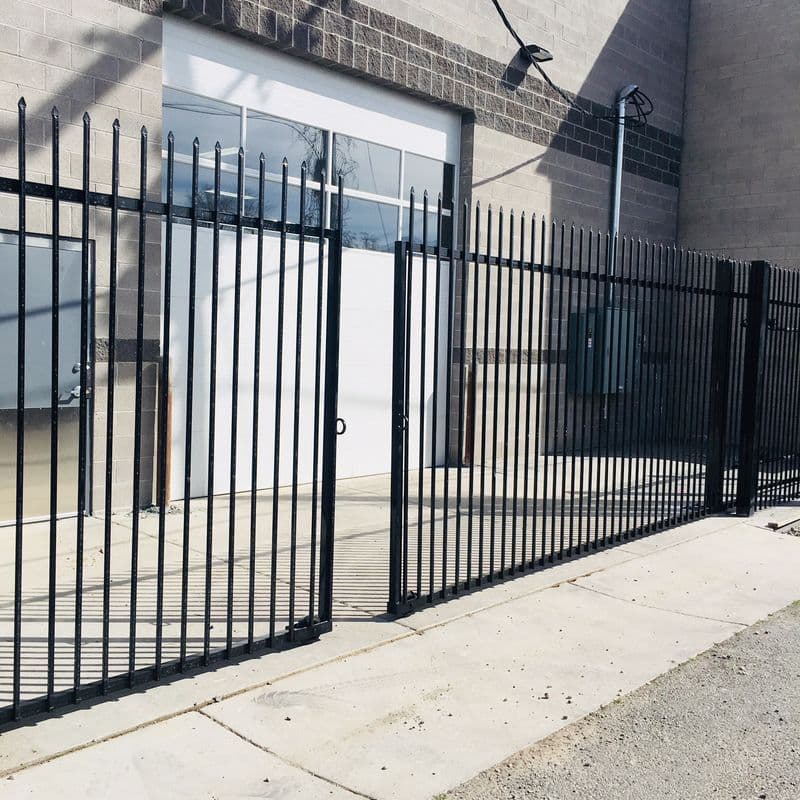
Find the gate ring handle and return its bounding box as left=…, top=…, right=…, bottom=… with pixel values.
left=400, top=414, right=409, bottom=431
left=336, top=417, right=347, bottom=435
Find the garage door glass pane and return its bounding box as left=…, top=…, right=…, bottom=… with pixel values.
left=165, top=162, right=243, bottom=214
left=246, top=111, right=326, bottom=181
left=163, top=87, right=241, bottom=164
left=333, top=196, right=397, bottom=252
left=333, top=135, right=400, bottom=198
left=403, top=153, right=454, bottom=204
left=401, top=208, right=451, bottom=248
left=243, top=178, right=322, bottom=227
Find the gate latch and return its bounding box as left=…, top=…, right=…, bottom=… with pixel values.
left=336, top=417, right=347, bottom=435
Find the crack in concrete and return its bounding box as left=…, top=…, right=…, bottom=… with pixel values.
left=197, top=709, right=379, bottom=799
left=570, top=581, right=748, bottom=628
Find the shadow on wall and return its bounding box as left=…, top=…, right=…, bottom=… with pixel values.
left=470, top=0, right=690, bottom=245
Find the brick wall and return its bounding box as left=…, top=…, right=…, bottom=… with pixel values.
left=679, top=0, right=800, bottom=265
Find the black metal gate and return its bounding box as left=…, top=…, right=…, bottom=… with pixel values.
left=389, top=196, right=800, bottom=614
left=0, top=100, right=343, bottom=724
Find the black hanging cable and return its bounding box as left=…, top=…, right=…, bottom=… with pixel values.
left=489, top=0, right=653, bottom=126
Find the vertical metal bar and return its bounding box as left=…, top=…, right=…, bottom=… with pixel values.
left=693, top=255, right=715, bottom=517
left=155, top=132, right=174, bottom=676
left=511, top=213, right=525, bottom=571
left=466, top=203, right=481, bottom=586
left=786, top=270, right=800, bottom=500
left=416, top=193, right=429, bottom=601
left=101, top=118, right=117, bottom=692
left=665, top=248, right=683, bottom=525
left=645, top=246, right=664, bottom=531
left=535, top=221, right=550, bottom=563
left=552, top=224, right=566, bottom=557
left=318, top=175, right=344, bottom=623
left=203, top=143, right=221, bottom=663
left=587, top=232, right=601, bottom=549
left=248, top=155, right=266, bottom=649
left=308, top=170, right=327, bottom=625
left=500, top=211, right=515, bottom=574
left=785, top=271, right=800, bottom=500
left=288, top=163, right=308, bottom=639
left=676, top=251, right=695, bottom=523
left=441, top=198, right=455, bottom=596
left=427, top=194, right=440, bottom=601
left=596, top=234, right=610, bottom=546
left=639, top=242, right=655, bottom=534
left=48, top=106, right=61, bottom=706
left=74, top=111, right=91, bottom=702
left=128, top=126, right=147, bottom=684
left=608, top=238, right=628, bottom=542
left=655, top=248, right=671, bottom=525
left=574, top=229, right=589, bottom=551
left=404, top=192, right=415, bottom=601
left=269, top=160, right=289, bottom=642
left=454, top=200, right=469, bottom=590
left=225, top=147, right=245, bottom=656
left=521, top=215, right=536, bottom=567
left=489, top=209, right=504, bottom=578
left=767, top=270, right=784, bottom=505
left=623, top=240, right=642, bottom=537
left=563, top=227, right=576, bottom=554
left=778, top=270, right=796, bottom=503
left=180, top=139, right=199, bottom=669
left=478, top=206, right=493, bottom=582
left=761, top=269, right=781, bottom=507
left=13, top=97, right=27, bottom=719
left=601, top=236, right=619, bottom=546
left=389, top=240, right=409, bottom=613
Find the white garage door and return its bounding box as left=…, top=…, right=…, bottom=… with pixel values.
left=163, top=16, right=461, bottom=497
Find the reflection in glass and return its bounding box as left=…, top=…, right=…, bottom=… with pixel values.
left=244, top=179, right=322, bottom=227
left=246, top=111, right=326, bottom=181
left=163, top=87, right=241, bottom=164
left=333, top=196, right=398, bottom=252
left=401, top=208, right=451, bottom=248
left=164, top=162, right=244, bottom=215
left=402, top=153, right=455, bottom=205
left=0, top=237, right=86, bottom=521
left=333, top=134, right=400, bottom=198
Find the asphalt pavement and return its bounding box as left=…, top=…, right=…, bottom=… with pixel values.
left=448, top=600, right=800, bottom=800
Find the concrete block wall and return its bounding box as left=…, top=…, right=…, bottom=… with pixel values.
left=679, top=0, right=800, bottom=266
left=0, top=0, right=164, bottom=513
left=360, top=0, right=688, bottom=237
left=0, top=0, right=695, bottom=512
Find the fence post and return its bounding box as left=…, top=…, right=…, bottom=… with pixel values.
left=735, top=260, right=771, bottom=516
left=388, top=241, right=408, bottom=614
left=318, top=228, right=343, bottom=626
left=704, top=260, right=734, bottom=513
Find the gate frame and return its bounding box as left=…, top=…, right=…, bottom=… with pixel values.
left=388, top=215, right=797, bottom=617
left=0, top=99, right=345, bottom=726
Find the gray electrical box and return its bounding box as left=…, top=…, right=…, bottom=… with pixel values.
left=567, top=307, right=637, bottom=394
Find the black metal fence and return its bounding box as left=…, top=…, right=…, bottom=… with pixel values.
left=4, top=95, right=800, bottom=726
left=0, top=100, right=343, bottom=724
left=388, top=197, right=800, bottom=614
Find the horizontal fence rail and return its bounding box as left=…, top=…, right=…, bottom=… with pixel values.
left=0, top=100, right=343, bottom=725
left=388, top=196, right=800, bottom=614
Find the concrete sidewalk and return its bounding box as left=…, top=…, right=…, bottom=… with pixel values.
left=2, top=508, right=800, bottom=799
